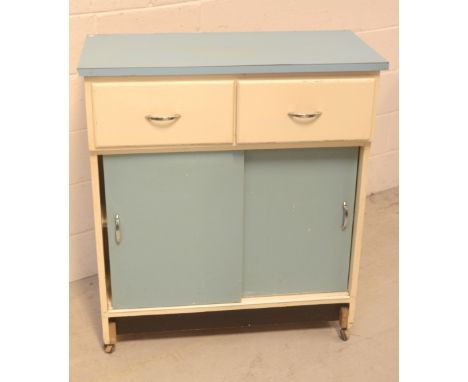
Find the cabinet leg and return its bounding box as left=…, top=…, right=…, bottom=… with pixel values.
left=103, top=320, right=117, bottom=353
left=339, top=305, right=350, bottom=341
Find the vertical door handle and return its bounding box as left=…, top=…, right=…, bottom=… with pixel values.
left=341, top=202, right=349, bottom=231
left=114, top=214, right=121, bottom=245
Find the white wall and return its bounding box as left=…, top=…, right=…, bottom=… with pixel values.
left=69, top=0, right=399, bottom=281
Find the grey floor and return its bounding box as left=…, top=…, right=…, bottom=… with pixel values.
left=70, top=187, right=398, bottom=382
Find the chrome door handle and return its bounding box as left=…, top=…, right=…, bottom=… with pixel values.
left=145, top=114, right=181, bottom=122
left=114, top=214, right=121, bottom=245
left=288, top=111, right=322, bottom=120
left=342, top=202, right=349, bottom=231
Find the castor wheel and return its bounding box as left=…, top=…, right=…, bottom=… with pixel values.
left=104, top=344, right=115, bottom=353
left=339, top=329, right=349, bottom=341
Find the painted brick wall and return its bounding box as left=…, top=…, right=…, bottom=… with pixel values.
left=69, top=0, right=399, bottom=281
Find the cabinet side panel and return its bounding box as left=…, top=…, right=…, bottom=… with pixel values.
left=103, top=152, right=244, bottom=309
left=243, top=147, right=358, bottom=296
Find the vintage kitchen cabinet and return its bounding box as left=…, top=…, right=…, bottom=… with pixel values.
left=77, top=31, right=388, bottom=353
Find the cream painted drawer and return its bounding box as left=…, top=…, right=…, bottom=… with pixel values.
left=89, top=80, right=235, bottom=148
left=236, top=77, right=376, bottom=144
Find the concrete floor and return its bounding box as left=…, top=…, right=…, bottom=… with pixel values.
left=70, top=187, right=398, bottom=382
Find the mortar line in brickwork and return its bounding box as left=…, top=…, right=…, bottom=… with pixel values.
left=356, top=25, right=399, bottom=34
left=70, top=179, right=91, bottom=187
left=376, top=110, right=399, bottom=118
left=70, top=227, right=95, bottom=238
left=369, top=149, right=399, bottom=159
left=69, top=0, right=199, bottom=18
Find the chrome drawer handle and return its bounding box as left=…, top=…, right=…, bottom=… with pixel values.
left=114, top=214, right=121, bottom=245
left=288, top=111, right=322, bottom=120
left=145, top=114, right=181, bottom=122
left=342, top=202, right=349, bottom=231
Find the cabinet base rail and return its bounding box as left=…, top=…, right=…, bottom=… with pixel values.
left=102, top=294, right=352, bottom=352
left=106, top=291, right=350, bottom=318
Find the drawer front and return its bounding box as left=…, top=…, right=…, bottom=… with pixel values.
left=90, top=80, right=234, bottom=148
left=237, top=77, right=376, bottom=144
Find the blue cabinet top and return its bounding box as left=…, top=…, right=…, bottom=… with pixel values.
left=77, top=31, right=388, bottom=77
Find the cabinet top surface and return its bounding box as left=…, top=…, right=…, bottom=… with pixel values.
left=77, top=31, right=388, bottom=77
